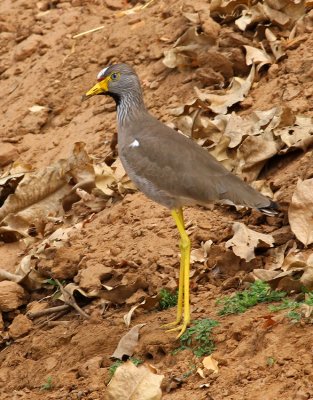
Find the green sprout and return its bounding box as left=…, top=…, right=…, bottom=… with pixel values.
left=41, top=376, right=53, bottom=391
left=217, top=281, right=286, bottom=315
left=176, top=319, right=219, bottom=357
left=159, top=289, right=178, bottom=310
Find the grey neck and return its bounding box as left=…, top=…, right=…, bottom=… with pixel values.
left=116, top=91, right=147, bottom=127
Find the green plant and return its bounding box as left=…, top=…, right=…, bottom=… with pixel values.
left=269, top=291, right=313, bottom=322
left=269, top=298, right=300, bottom=312
left=108, top=358, right=143, bottom=377
left=159, top=289, right=178, bottom=310
left=287, top=310, right=302, bottom=322
left=266, top=357, right=276, bottom=367
left=217, top=281, right=286, bottom=315
left=41, top=376, right=53, bottom=391
left=177, top=319, right=219, bottom=357
left=182, top=364, right=196, bottom=379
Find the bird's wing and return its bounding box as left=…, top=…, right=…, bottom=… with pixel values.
left=120, top=116, right=271, bottom=209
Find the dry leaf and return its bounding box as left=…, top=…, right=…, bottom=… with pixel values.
left=196, top=367, right=205, bottom=378
left=226, top=222, right=274, bottom=262
left=244, top=45, right=273, bottom=67
left=288, top=178, right=313, bottom=246
left=106, top=361, right=163, bottom=400
left=276, top=116, right=313, bottom=152
left=194, top=65, right=255, bottom=114
left=163, top=27, right=216, bottom=69
left=123, top=296, right=159, bottom=327
left=191, top=240, right=213, bottom=263
left=0, top=142, right=91, bottom=239
left=111, top=324, right=145, bottom=360
left=203, top=355, right=219, bottom=374
left=102, top=277, right=148, bottom=304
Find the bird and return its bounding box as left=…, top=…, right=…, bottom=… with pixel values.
left=83, top=63, right=277, bottom=337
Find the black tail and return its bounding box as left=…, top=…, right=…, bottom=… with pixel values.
left=258, top=200, right=279, bottom=216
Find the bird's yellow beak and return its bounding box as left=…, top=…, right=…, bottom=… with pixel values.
left=83, top=76, right=110, bottom=100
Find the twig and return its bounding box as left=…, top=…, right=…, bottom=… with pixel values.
left=27, top=304, right=70, bottom=319
left=36, top=310, right=70, bottom=329
left=56, top=279, right=90, bottom=319
left=72, top=25, right=105, bottom=39
left=46, top=321, right=71, bottom=327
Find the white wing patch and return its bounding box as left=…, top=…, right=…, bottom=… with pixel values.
left=97, top=67, right=109, bottom=81
left=129, top=139, right=140, bottom=148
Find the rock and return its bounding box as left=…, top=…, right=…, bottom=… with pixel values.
left=104, top=0, right=123, bottom=10
left=0, top=143, right=18, bottom=167
left=9, top=314, right=32, bottom=339
left=70, top=67, right=86, bottom=80
left=295, top=391, right=310, bottom=400
left=14, top=34, right=42, bottom=61
left=78, top=356, right=103, bottom=378
left=77, top=262, right=112, bottom=295
left=20, top=108, right=49, bottom=133
left=36, top=1, right=50, bottom=11
left=285, top=368, right=297, bottom=378
left=37, top=246, right=81, bottom=280
left=0, top=281, right=28, bottom=312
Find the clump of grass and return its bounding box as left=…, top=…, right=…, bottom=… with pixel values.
left=177, top=319, right=219, bottom=357
left=108, top=358, right=142, bottom=377
left=41, top=376, right=53, bottom=391
left=269, top=291, right=313, bottom=322
left=159, top=289, right=178, bottom=310
left=269, top=298, right=300, bottom=312
left=217, top=281, right=286, bottom=316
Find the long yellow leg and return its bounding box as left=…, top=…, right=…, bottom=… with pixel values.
left=162, top=208, right=184, bottom=328
left=163, top=207, right=191, bottom=338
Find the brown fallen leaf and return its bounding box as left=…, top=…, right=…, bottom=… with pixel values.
left=203, top=355, right=219, bottom=374
left=288, top=178, right=313, bottom=246
left=226, top=222, right=274, bottom=262
left=102, top=277, right=148, bottom=304
left=111, top=324, right=145, bottom=360
left=194, top=65, right=255, bottom=115
left=0, top=142, right=92, bottom=239
left=163, top=26, right=216, bottom=69
left=190, top=240, right=213, bottom=263
left=123, top=296, right=159, bottom=327
left=105, top=361, right=163, bottom=400
left=244, top=45, right=273, bottom=68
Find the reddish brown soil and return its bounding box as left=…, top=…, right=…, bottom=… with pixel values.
left=1, top=1, right=313, bottom=399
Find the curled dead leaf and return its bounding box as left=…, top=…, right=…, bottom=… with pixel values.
left=111, top=324, right=145, bottom=360
left=105, top=361, right=163, bottom=400
left=203, top=355, right=219, bottom=374
left=288, top=178, right=313, bottom=246
left=194, top=65, right=255, bottom=114
left=226, top=222, right=274, bottom=262
left=0, top=142, right=92, bottom=240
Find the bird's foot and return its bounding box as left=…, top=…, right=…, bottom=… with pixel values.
left=161, top=318, right=182, bottom=330
left=164, top=320, right=190, bottom=339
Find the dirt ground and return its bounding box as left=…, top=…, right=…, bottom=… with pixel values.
left=1, top=0, right=313, bottom=399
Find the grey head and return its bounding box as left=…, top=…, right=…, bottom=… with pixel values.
left=84, top=63, right=144, bottom=108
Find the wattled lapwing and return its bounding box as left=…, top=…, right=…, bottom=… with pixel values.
left=84, top=63, right=277, bottom=337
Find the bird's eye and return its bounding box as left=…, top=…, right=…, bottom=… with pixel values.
left=111, top=72, right=119, bottom=81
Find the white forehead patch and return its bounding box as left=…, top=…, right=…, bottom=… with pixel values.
left=97, top=67, right=109, bottom=81
left=129, top=139, right=140, bottom=148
